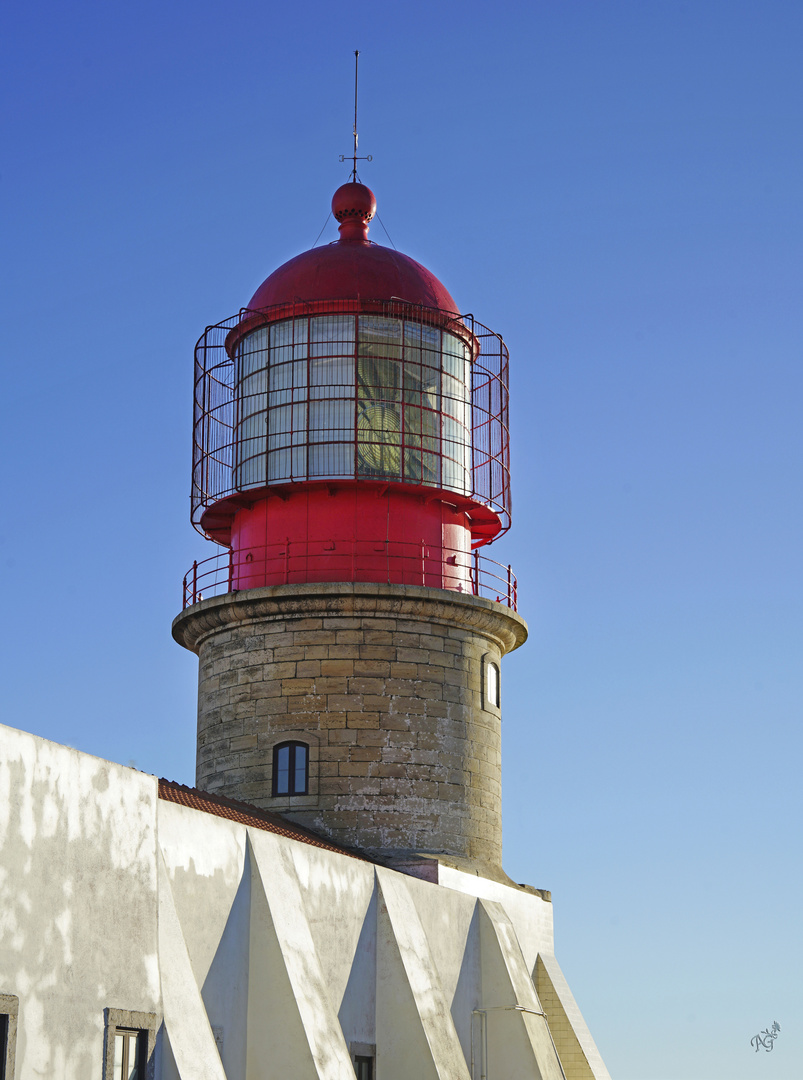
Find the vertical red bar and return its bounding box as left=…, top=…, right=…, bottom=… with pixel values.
left=227, top=548, right=234, bottom=593
left=192, top=560, right=198, bottom=605
left=507, top=564, right=512, bottom=608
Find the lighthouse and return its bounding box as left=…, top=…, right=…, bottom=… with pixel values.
left=0, top=176, right=613, bottom=1080
left=172, top=179, right=527, bottom=882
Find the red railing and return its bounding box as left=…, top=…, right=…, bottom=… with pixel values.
left=182, top=540, right=518, bottom=611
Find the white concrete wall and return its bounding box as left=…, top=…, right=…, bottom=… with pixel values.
left=0, top=723, right=160, bottom=1079
left=0, top=723, right=610, bottom=1080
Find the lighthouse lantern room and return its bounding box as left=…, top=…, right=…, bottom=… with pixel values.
left=186, top=182, right=512, bottom=604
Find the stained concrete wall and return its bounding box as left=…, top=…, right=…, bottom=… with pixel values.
left=0, top=724, right=160, bottom=1079
left=0, top=723, right=610, bottom=1080
left=172, top=583, right=527, bottom=877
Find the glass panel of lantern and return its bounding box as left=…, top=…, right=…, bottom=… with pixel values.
left=233, top=314, right=472, bottom=495
left=267, top=319, right=308, bottom=482
left=441, top=331, right=472, bottom=495
left=402, top=321, right=441, bottom=486
left=356, top=316, right=404, bottom=479
left=234, top=325, right=269, bottom=490
left=309, top=315, right=356, bottom=478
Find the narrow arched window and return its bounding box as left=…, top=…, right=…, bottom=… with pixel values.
left=485, top=660, right=500, bottom=709
left=272, top=741, right=309, bottom=796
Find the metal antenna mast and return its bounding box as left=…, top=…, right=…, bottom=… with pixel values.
left=339, top=50, right=372, bottom=180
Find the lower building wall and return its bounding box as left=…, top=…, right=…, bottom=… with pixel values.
left=0, top=725, right=161, bottom=1079
left=0, top=723, right=610, bottom=1080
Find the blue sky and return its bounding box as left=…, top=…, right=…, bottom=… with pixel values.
left=2, top=1, right=801, bottom=1076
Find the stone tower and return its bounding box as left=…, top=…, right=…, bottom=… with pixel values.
left=173, top=181, right=526, bottom=881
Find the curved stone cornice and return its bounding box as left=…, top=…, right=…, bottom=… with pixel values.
left=172, top=582, right=528, bottom=656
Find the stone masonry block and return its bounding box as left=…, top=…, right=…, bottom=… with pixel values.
left=348, top=677, right=385, bottom=695
left=272, top=647, right=306, bottom=662
left=263, top=661, right=297, bottom=680
left=326, top=694, right=364, bottom=711
left=281, top=678, right=315, bottom=696
left=390, top=662, right=418, bottom=678
left=327, top=645, right=361, bottom=659
left=294, top=630, right=337, bottom=645
left=322, top=617, right=363, bottom=629
left=320, top=659, right=354, bottom=675
left=349, top=747, right=383, bottom=762
left=346, top=713, right=380, bottom=729
left=357, top=646, right=396, bottom=661
left=255, top=697, right=289, bottom=716
left=297, top=660, right=321, bottom=678
left=327, top=729, right=358, bottom=744
left=229, top=734, right=258, bottom=751
left=287, top=695, right=326, bottom=712
left=353, top=660, right=391, bottom=676
left=362, top=695, right=391, bottom=712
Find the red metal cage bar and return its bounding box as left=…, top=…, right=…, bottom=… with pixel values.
left=191, top=299, right=511, bottom=541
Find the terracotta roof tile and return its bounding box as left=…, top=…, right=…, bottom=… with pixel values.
left=157, top=779, right=373, bottom=862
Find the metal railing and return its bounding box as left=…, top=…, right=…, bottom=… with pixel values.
left=182, top=540, right=518, bottom=611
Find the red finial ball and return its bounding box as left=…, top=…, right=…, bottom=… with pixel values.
left=332, top=182, right=376, bottom=241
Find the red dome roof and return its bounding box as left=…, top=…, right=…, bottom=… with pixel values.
left=246, top=183, right=459, bottom=313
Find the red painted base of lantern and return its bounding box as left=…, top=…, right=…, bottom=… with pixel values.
left=225, top=483, right=478, bottom=592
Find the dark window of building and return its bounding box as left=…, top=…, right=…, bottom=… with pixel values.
left=0, top=1015, right=7, bottom=1080
left=113, top=1029, right=144, bottom=1080
left=272, top=741, right=309, bottom=796
left=0, top=994, right=18, bottom=1080
left=103, top=1009, right=157, bottom=1080
left=354, top=1055, right=373, bottom=1080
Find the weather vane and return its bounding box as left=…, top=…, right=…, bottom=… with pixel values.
left=339, top=50, right=372, bottom=181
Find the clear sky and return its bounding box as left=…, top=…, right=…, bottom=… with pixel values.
left=2, top=2, right=801, bottom=1076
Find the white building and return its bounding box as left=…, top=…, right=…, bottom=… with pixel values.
left=0, top=725, right=609, bottom=1079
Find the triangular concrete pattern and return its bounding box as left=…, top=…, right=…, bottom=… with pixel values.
left=376, top=867, right=472, bottom=1080
left=376, top=882, right=442, bottom=1080
left=478, top=900, right=565, bottom=1080
left=157, top=801, right=249, bottom=989
left=157, top=849, right=228, bottom=1080
left=295, top=846, right=376, bottom=1014
left=412, top=876, right=478, bottom=1008
left=202, top=851, right=252, bottom=1080
left=157, top=1025, right=181, bottom=1080
left=247, top=829, right=355, bottom=1079
left=535, top=954, right=612, bottom=1080
left=338, top=885, right=378, bottom=1049
left=449, top=904, right=482, bottom=1063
